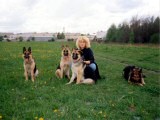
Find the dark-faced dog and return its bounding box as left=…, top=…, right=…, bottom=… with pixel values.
left=55, top=45, right=71, bottom=79
left=66, top=48, right=95, bottom=84
left=123, top=65, right=145, bottom=86
left=23, top=47, right=38, bottom=82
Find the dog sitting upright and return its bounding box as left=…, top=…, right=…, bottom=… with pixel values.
left=23, top=47, right=38, bottom=82
left=55, top=45, right=71, bottom=79
left=66, top=48, right=95, bottom=84
left=123, top=65, right=145, bottom=86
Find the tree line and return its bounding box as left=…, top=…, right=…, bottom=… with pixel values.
left=106, top=16, right=160, bottom=43
left=57, top=32, right=65, bottom=39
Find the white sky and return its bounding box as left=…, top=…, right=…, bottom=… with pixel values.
left=0, top=0, right=159, bottom=34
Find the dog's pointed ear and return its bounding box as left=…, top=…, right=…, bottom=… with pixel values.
left=78, top=50, right=83, bottom=55
left=23, top=47, right=26, bottom=53
left=131, top=66, right=135, bottom=69
left=28, top=47, right=31, bottom=53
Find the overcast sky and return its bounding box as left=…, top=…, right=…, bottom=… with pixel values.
left=0, top=0, right=159, bottom=34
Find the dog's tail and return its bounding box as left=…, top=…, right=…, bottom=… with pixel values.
left=35, top=69, right=39, bottom=77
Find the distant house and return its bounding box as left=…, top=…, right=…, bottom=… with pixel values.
left=86, top=34, right=95, bottom=41
left=96, top=31, right=107, bottom=40
left=3, top=32, right=105, bottom=42
left=31, top=36, right=54, bottom=41
left=0, top=32, right=14, bottom=41
left=9, top=32, right=55, bottom=41
left=63, top=32, right=81, bottom=41
left=0, top=32, right=14, bottom=36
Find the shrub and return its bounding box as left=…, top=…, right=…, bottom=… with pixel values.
left=150, top=33, right=160, bottom=44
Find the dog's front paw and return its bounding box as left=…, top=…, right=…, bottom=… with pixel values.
left=139, top=83, right=143, bottom=86
left=66, top=82, right=71, bottom=85
left=31, top=79, right=35, bottom=82
left=142, top=82, right=145, bottom=85
left=76, top=82, right=81, bottom=84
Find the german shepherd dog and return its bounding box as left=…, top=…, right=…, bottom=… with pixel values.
left=55, top=45, right=71, bottom=79
left=23, top=47, right=38, bottom=82
left=123, top=65, right=145, bottom=86
left=66, top=48, right=95, bottom=84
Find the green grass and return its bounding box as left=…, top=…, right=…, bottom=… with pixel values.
left=0, top=42, right=159, bottom=120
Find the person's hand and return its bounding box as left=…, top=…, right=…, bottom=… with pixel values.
left=83, top=61, right=90, bottom=64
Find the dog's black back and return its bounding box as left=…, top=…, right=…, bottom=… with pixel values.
left=123, top=65, right=135, bottom=80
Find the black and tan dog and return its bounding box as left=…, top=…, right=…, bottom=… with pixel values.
left=23, top=47, right=38, bottom=82
left=123, top=65, right=145, bottom=86
left=66, top=48, right=95, bottom=84
left=55, top=45, right=71, bottom=79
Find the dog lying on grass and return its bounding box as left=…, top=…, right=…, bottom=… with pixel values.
left=123, top=65, right=145, bottom=86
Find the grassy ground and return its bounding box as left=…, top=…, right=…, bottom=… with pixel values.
left=0, top=42, right=159, bottom=120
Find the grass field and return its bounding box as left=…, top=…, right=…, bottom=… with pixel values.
left=0, top=42, right=159, bottom=120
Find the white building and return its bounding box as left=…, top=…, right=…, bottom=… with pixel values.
left=4, top=32, right=98, bottom=41
left=9, top=32, right=55, bottom=41
left=96, top=31, right=107, bottom=40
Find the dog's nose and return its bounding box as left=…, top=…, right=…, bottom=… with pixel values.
left=24, top=55, right=29, bottom=59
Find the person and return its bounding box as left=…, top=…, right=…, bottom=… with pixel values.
left=76, top=36, right=101, bottom=83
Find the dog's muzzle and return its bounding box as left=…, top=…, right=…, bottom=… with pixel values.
left=63, top=52, right=68, bottom=56
left=63, top=50, right=69, bottom=56
left=24, top=55, right=30, bottom=59
left=72, top=53, right=78, bottom=60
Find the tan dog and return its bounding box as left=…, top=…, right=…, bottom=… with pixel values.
left=23, top=47, right=38, bottom=82
left=66, top=48, right=95, bottom=84
left=55, top=45, right=71, bottom=79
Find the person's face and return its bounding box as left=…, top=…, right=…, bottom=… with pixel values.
left=79, top=40, right=86, bottom=49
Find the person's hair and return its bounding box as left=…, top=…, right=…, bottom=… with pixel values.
left=76, top=36, right=91, bottom=49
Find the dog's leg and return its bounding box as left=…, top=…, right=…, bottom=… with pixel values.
left=141, top=78, right=145, bottom=85
left=55, top=69, right=61, bottom=78
left=76, top=75, right=81, bottom=84
left=137, top=83, right=143, bottom=86
left=141, top=73, right=145, bottom=85
left=31, top=63, right=36, bottom=82
left=81, top=78, right=95, bottom=84
left=31, top=70, right=35, bottom=82
left=66, top=69, right=70, bottom=80
left=31, top=67, right=35, bottom=82
left=24, top=66, right=28, bottom=80
left=66, top=72, right=76, bottom=84
left=24, top=71, right=28, bottom=81
left=128, top=72, right=131, bottom=83
left=60, top=68, right=63, bottom=79
left=76, top=71, right=83, bottom=84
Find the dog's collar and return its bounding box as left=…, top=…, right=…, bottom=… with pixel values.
left=73, top=58, right=82, bottom=63
left=72, top=58, right=84, bottom=67
left=62, top=56, right=70, bottom=60
left=24, top=59, right=33, bottom=64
